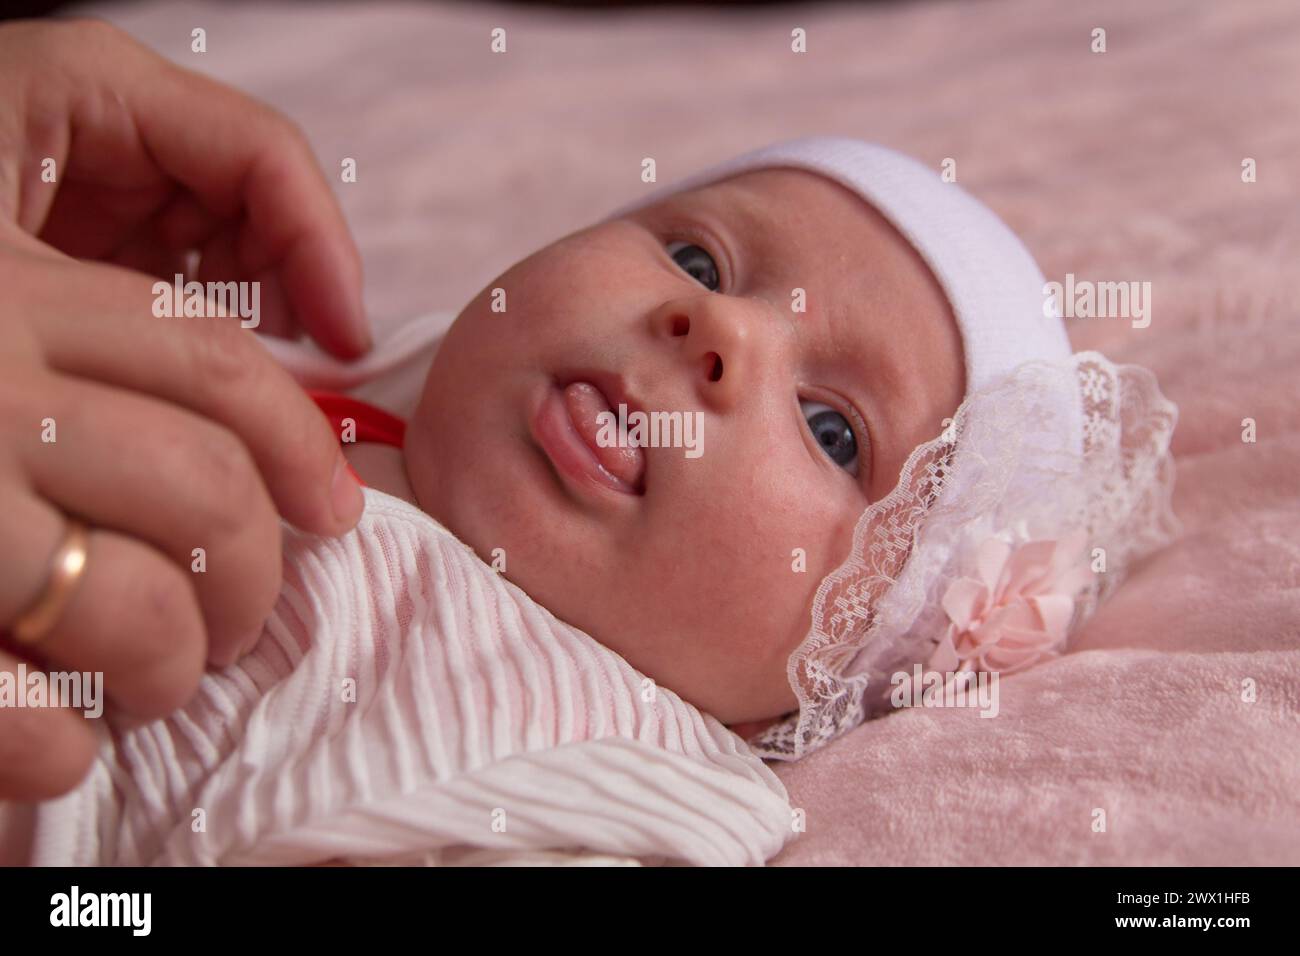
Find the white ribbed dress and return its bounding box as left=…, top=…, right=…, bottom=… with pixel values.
left=31, top=489, right=793, bottom=867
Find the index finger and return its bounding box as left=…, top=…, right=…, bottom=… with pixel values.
left=20, top=248, right=365, bottom=540
left=39, top=20, right=372, bottom=358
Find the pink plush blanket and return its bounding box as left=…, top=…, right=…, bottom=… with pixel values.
left=83, top=0, right=1300, bottom=864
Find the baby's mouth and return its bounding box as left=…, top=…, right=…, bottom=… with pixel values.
left=530, top=375, right=647, bottom=497
left=561, top=381, right=647, bottom=492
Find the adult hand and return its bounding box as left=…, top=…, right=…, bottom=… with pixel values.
left=0, top=18, right=371, bottom=801
left=0, top=17, right=371, bottom=355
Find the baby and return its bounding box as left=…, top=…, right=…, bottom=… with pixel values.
left=364, top=151, right=969, bottom=736
left=351, top=135, right=1175, bottom=755
left=28, top=136, right=1178, bottom=864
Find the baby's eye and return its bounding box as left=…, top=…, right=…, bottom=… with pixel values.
left=666, top=241, right=720, bottom=292
left=800, top=400, right=859, bottom=476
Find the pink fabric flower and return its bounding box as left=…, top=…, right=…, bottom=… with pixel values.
left=926, top=531, right=1094, bottom=677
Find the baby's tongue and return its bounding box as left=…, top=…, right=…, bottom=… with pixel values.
left=563, top=382, right=646, bottom=490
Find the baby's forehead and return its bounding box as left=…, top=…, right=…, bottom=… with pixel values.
left=647, top=167, right=914, bottom=258
left=675, top=167, right=862, bottom=212
left=642, top=168, right=942, bottom=301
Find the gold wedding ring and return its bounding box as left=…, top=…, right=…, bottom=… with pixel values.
left=9, top=518, right=89, bottom=646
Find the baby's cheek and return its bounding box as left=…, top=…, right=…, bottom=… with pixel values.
left=632, top=481, right=856, bottom=715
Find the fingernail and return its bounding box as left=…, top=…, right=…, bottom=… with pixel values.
left=331, top=453, right=365, bottom=526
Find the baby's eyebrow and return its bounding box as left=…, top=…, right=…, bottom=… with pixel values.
left=662, top=180, right=766, bottom=241
left=720, top=188, right=775, bottom=252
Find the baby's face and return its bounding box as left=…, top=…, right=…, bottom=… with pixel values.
left=405, top=168, right=963, bottom=725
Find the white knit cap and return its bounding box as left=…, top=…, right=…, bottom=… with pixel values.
left=607, top=135, right=1072, bottom=397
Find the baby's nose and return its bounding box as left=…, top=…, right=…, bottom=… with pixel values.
left=652, top=295, right=756, bottom=412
